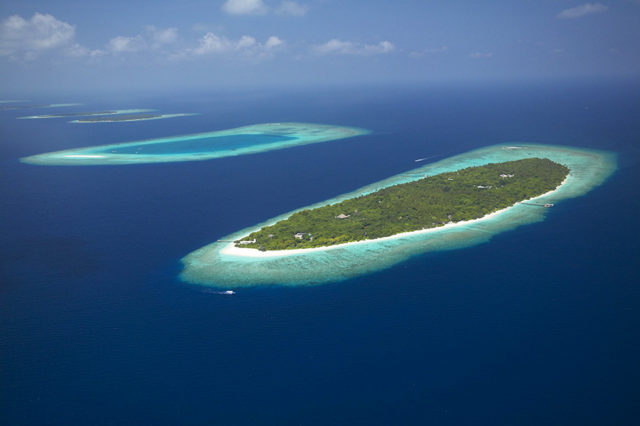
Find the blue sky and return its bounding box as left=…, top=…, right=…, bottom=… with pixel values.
left=1, top=0, right=639, bottom=94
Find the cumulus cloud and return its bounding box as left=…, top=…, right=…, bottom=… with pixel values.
left=105, top=27, right=178, bottom=55
left=189, top=32, right=282, bottom=56
left=470, top=51, right=493, bottom=59
left=314, top=39, right=395, bottom=55
left=222, top=0, right=268, bottom=15
left=237, top=35, right=257, bottom=49
left=557, top=3, right=608, bottom=19
left=193, top=33, right=234, bottom=54
left=265, top=35, right=284, bottom=49
left=0, top=13, right=75, bottom=57
left=107, top=35, right=145, bottom=53
left=64, top=43, right=105, bottom=58
left=0, top=12, right=280, bottom=63
left=277, top=1, right=309, bottom=16
left=146, top=26, right=178, bottom=48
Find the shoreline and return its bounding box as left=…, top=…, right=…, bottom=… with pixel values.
left=220, top=176, right=569, bottom=258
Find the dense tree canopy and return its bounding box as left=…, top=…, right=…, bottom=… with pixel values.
left=237, top=158, right=569, bottom=250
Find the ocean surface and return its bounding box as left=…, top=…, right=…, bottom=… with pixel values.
left=1, top=82, right=639, bottom=425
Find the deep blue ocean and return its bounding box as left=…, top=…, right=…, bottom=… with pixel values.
left=2, top=82, right=639, bottom=425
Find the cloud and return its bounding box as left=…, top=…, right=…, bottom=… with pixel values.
left=146, top=26, right=178, bottom=48
left=222, top=0, right=268, bottom=15
left=64, top=43, right=105, bottom=58
left=193, top=33, right=229, bottom=54
left=314, top=39, right=395, bottom=55
left=192, top=33, right=238, bottom=54
left=105, top=27, right=177, bottom=55
left=470, top=51, right=493, bottom=59
left=277, top=1, right=309, bottom=16
left=265, top=36, right=284, bottom=49
left=107, top=35, right=145, bottom=53
left=557, top=3, right=608, bottom=19
left=0, top=13, right=75, bottom=57
left=189, top=32, right=282, bottom=56
left=236, top=35, right=257, bottom=49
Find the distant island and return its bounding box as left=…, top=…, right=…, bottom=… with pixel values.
left=71, top=113, right=195, bottom=123
left=74, top=114, right=161, bottom=122
left=19, top=109, right=154, bottom=119
left=236, top=158, right=569, bottom=250
left=21, top=122, right=369, bottom=165
left=1, top=103, right=81, bottom=111
left=23, top=110, right=115, bottom=118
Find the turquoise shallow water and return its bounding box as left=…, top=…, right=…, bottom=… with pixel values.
left=181, top=143, right=617, bottom=287
left=20, top=122, right=368, bottom=165
left=100, top=134, right=295, bottom=154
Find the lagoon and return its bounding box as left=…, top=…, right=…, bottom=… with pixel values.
left=20, top=122, right=369, bottom=165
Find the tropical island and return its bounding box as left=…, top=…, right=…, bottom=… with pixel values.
left=180, top=144, right=616, bottom=287
left=236, top=158, right=569, bottom=251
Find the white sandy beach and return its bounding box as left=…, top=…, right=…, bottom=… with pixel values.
left=221, top=175, right=569, bottom=259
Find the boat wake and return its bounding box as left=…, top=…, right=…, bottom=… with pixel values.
left=202, top=289, right=236, bottom=295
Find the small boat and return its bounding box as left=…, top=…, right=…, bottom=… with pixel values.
left=218, top=290, right=235, bottom=295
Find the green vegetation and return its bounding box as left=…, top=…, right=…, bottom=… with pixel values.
left=237, top=158, right=569, bottom=250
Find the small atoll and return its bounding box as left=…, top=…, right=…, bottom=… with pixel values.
left=20, top=122, right=369, bottom=166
